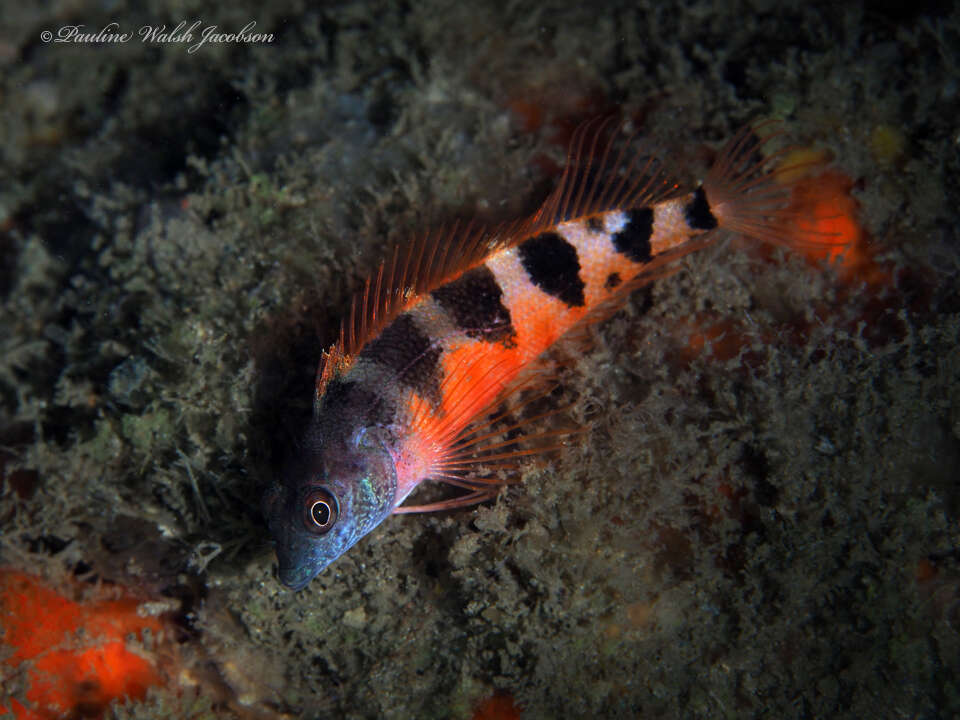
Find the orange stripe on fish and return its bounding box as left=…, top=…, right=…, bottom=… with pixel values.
left=262, top=118, right=834, bottom=590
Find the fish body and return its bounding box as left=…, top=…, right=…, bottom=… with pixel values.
left=263, top=120, right=820, bottom=590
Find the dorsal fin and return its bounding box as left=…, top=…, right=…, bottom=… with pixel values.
left=533, top=116, right=682, bottom=227
left=316, top=117, right=683, bottom=398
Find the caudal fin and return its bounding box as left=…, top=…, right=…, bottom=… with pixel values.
left=703, top=122, right=848, bottom=254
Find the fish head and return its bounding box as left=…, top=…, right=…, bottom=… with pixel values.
left=263, top=422, right=398, bottom=590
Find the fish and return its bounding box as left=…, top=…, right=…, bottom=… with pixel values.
left=262, top=118, right=832, bottom=590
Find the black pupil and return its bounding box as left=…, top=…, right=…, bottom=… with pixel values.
left=311, top=500, right=331, bottom=527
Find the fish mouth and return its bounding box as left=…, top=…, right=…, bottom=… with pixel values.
left=275, top=541, right=320, bottom=591
left=278, top=564, right=312, bottom=592
left=263, top=484, right=321, bottom=591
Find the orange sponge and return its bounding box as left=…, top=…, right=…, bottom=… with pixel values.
left=0, top=569, right=165, bottom=720
left=472, top=692, right=523, bottom=720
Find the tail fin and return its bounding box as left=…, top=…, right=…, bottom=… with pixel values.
left=703, top=121, right=850, bottom=254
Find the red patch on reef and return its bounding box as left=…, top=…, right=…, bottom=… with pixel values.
left=472, top=692, right=523, bottom=720
left=785, top=170, right=890, bottom=286
left=0, top=569, right=166, bottom=720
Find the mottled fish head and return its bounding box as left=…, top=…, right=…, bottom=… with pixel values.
left=263, top=421, right=398, bottom=591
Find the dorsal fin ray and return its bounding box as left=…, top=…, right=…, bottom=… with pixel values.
left=533, top=117, right=682, bottom=228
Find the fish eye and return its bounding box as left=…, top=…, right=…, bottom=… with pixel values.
left=302, top=488, right=339, bottom=535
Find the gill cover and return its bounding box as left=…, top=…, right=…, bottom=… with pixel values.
left=263, top=420, right=398, bottom=591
